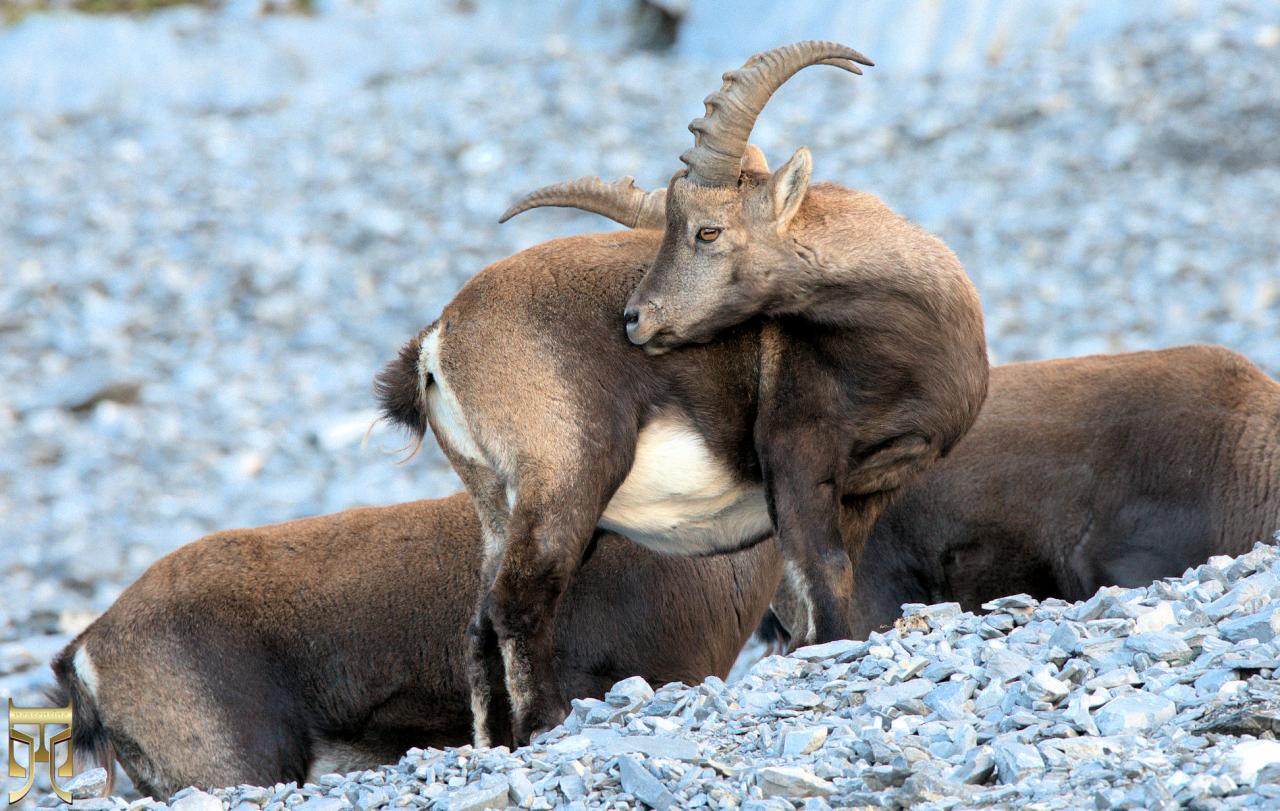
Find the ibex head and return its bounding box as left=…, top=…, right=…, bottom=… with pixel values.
left=624, top=41, right=872, bottom=352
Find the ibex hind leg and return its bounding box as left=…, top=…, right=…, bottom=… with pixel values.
left=452, top=463, right=515, bottom=749
left=434, top=324, right=636, bottom=745
left=489, top=470, right=617, bottom=746
left=465, top=596, right=513, bottom=749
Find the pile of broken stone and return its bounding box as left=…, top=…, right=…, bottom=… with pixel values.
left=56, top=539, right=1278, bottom=810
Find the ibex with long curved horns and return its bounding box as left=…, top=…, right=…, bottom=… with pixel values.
left=614, top=42, right=991, bottom=646
left=379, top=41, right=988, bottom=745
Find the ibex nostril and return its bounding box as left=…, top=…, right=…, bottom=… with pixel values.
left=623, top=307, right=640, bottom=327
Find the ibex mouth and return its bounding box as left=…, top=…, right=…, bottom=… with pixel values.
left=625, top=319, right=655, bottom=347
left=634, top=323, right=683, bottom=356
left=628, top=316, right=673, bottom=350
left=624, top=298, right=666, bottom=347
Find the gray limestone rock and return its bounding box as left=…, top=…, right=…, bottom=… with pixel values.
left=618, top=755, right=675, bottom=811
left=170, top=793, right=224, bottom=811
left=1219, top=606, right=1280, bottom=643
left=66, top=768, right=110, bottom=801
left=445, top=776, right=509, bottom=811
left=1095, top=693, right=1176, bottom=736
left=756, top=767, right=835, bottom=799
left=992, top=740, right=1045, bottom=783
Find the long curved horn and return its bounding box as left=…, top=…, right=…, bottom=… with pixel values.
left=498, top=176, right=667, bottom=229
left=681, top=41, right=873, bottom=187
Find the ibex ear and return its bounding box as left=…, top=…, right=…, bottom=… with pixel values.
left=740, top=144, right=770, bottom=175
left=767, top=147, right=811, bottom=230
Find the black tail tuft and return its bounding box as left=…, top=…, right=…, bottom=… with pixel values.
left=48, top=644, right=115, bottom=797
left=375, top=332, right=430, bottom=440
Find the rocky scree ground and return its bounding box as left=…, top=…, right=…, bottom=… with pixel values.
left=50, top=541, right=1280, bottom=810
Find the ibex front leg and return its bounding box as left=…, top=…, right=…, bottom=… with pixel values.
left=761, top=426, right=857, bottom=646
left=486, top=484, right=600, bottom=745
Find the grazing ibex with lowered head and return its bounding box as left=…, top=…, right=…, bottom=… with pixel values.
left=380, top=40, right=988, bottom=745
left=49, top=494, right=781, bottom=800
left=773, top=345, right=1280, bottom=643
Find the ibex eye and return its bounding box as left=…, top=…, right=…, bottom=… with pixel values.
left=697, top=227, right=722, bottom=243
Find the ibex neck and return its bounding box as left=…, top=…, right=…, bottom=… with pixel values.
left=767, top=188, right=964, bottom=326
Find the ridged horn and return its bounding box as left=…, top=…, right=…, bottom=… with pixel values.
left=681, top=41, right=873, bottom=187
left=498, top=176, right=667, bottom=229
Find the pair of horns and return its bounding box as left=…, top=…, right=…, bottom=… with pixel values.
left=499, top=144, right=771, bottom=230
left=499, top=41, right=872, bottom=226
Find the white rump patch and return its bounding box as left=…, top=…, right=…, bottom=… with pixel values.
left=73, top=646, right=100, bottom=699
left=600, top=414, right=770, bottom=555
left=418, top=326, right=487, bottom=466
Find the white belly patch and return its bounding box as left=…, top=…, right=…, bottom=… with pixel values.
left=599, top=414, right=771, bottom=555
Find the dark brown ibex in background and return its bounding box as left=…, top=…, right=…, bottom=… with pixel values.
left=784, top=345, right=1280, bottom=642
left=53, top=349, right=1278, bottom=798
left=380, top=40, right=988, bottom=745
left=49, top=494, right=781, bottom=800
